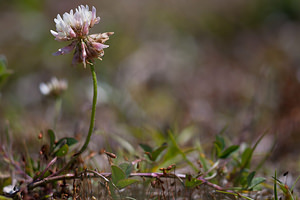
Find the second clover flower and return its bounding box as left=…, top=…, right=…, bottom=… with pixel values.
left=51, top=5, right=114, bottom=67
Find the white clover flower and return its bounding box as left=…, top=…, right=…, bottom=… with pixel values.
left=50, top=5, right=100, bottom=41
left=51, top=5, right=113, bottom=67
left=40, top=77, right=68, bottom=97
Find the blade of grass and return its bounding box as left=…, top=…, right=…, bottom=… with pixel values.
left=274, top=170, right=278, bottom=200
left=168, top=131, right=198, bottom=172
left=241, top=131, right=267, bottom=170
left=287, top=188, right=295, bottom=200
left=23, top=140, right=34, bottom=177
left=195, top=141, right=209, bottom=171
left=255, top=137, right=276, bottom=171
left=291, top=174, right=300, bottom=191
left=216, top=190, right=254, bottom=200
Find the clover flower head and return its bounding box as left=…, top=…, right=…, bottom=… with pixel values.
left=40, top=77, right=68, bottom=98
left=51, top=5, right=113, bottom=67
left=50, top=5, right=100, bottom=41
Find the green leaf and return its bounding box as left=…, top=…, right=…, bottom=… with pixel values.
left=185, top=176, right=202, bottom=188
left=116, top=178, right=139, bottom=189
left=241, top=147, right=252, bottom=168
left=215, top=135, right=225, bottom=150
left=241, top=132, right=267, bottom=171
left=274, top=170, right=278, bottom=200
left=248, top=177, right=266, bottom=190
left=108, top=182, right=118, bottom=200
left=275, top=179, right=289, bottom=194
left=151, top=143, right=168, bottom=161
left=139, top=143, right=153, bottom=153
left=56, top=137, right=78, bottom=147
left=177, top=125, right=196, bottom=145
left=213, top=135, right=226, bottom=158
left=168, top=131, right=198, bottom=172
left=291, top=174, right=300, bottom=191
left=55, top=144, right=69, bottom=157
left=111, top=165, right=125, bottom=185
left=247, top=171, right=256, bottom=188
left=219, top=145, right=239, bottom=159
left=48, top=129, right=56, bottom=153
left=119, top=163, right=133, bottom=178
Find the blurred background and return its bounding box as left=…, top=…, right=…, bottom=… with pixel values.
left=1, top=0, right=300, bottom=172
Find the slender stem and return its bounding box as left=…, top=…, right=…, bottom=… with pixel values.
left=53, top=97, right=62, bottom=129
left=77, top=64, right=98, bottom=155
left=48, top=64, right=97, bottom=177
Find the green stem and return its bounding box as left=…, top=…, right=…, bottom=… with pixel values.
left=49, top=64, right=97, bottom=177
left=78, top=64, right=98, bottom=155
left=53, top=97, right=62, bottom=129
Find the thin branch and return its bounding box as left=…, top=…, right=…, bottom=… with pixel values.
left=36, top=157, right=57, bottom=180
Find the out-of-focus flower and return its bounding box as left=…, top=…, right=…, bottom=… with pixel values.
left=39, top=77, right=68, bottom=98
left=50, top=5, right=113, bottom=67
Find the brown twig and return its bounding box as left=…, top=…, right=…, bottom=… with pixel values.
left=36, top=157, right=57, bottom=180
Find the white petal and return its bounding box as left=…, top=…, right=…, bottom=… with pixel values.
left=39, top=83, right=50, bottom=95
left=50, top=30, right=58, bottom=37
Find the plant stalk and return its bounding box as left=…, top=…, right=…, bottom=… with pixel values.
left=77, top=64, right=98, bottom=155
left=48, top=64, right=97, bottom=177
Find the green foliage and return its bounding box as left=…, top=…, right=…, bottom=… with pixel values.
left=216, top=190, right=255, bottom=200
left=111, top=164, right=138, bottom=189
left=119, top=162, right=134, bottom=178
left=47, top=129, right=78, bottom=157
left=55, top=144, right=69, bottom=157
left=162, top=131, right=197, bottom=171
left=274, top=170, right=278, bottom=200
left=111, top=165, right=126, bottom=184
left=48, top=129, right=56, bottom=153
left=184, top=175, right=202, bottom=188
left=273, top=171, right=299, bottom=200
left=213, top=133, right=239, bottom=159
left=2, top=125, right=297, bottom=199
left=248, top=176, right=266, bottom=190
left=219, top=145, right=239, bottom=159
left=140, top=143, right=168, bottom=162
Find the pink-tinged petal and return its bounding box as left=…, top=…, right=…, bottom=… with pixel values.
left=81, top=41, right=87, bottom=67
left=102, top=32, right=114, bottom=38
left=68, top=28, right=76, bottom=38
left=81, top=41, right=87, bottom=57
left=92, top=42, right=109, bottom=51
left=95, top=16, right=100, bottom=24
left=53, top=42, right=76, bottom=56
left=90, top=17, right=100, bottom=27
left=91, top=6, right=96, bottom=20
left=90, top=7, right=100, bottom=27
left=83, top=22, right=89, bottom=35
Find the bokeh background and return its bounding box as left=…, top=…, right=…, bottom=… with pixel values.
left=1, top=0, right=300, bottom=173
